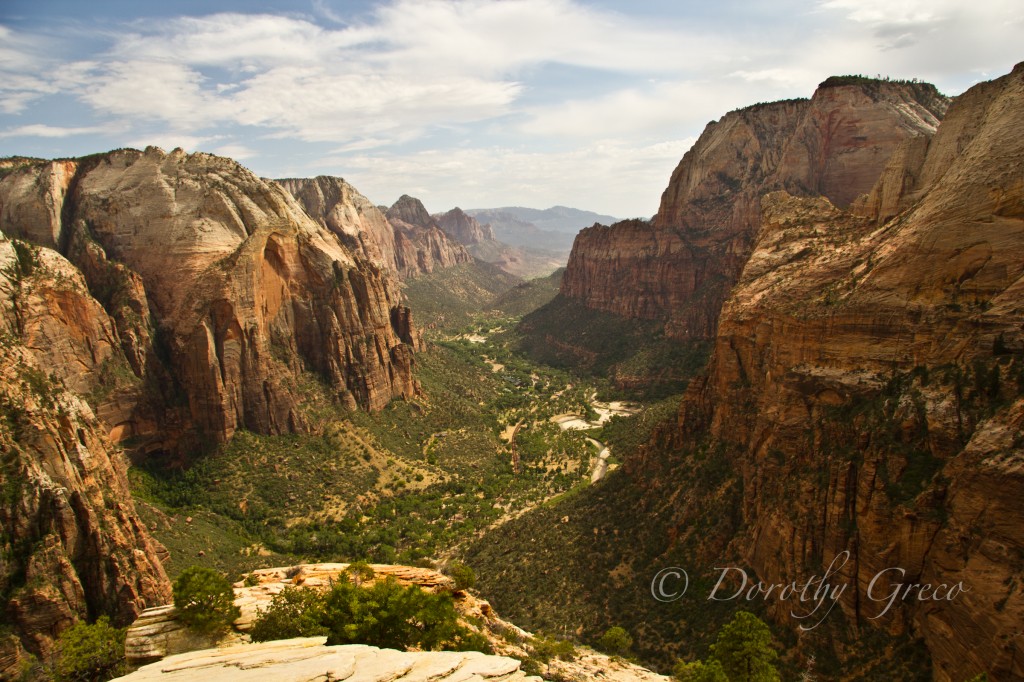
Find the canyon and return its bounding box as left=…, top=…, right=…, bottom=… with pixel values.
left=1, top=62, right=1022, bottom=682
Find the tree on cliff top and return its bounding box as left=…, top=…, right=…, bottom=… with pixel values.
left=172, top=566, right=240, bottom=634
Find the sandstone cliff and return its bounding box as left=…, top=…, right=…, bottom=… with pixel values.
left=0, top=148, right=420, bottom=447
left=0, top=149, right=427, bottom=673
left=636, top=64, right=1024, bottom=680
left=561, top=79, right=947, bottom=339
left=277, top=176, right=399, bottom=273
left=0, top=232, right=171, bottom=676
left=279, top=178, right=471, bottom=279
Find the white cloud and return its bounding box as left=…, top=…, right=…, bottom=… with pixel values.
left=111, top=13, right=369, bottom=67
left=39, top=11, right=524, bottom=145
left=74, top=60, right=229, bottom=126
left=12, top=3, right=750, bottom=148
left=229, top=68, right=520, bottom=142
left=211, top=143, right=258, bottom=160
left=122, top=133, right=220, bottom=154
left=0, top=124, right=113, bottom=138
left=819, top=0, right=949, bottom=27
left=0, top=26, right=58, bottom=113
left=519, top=80, right=767, bottom=140
left=367, top=0, right=738, bottom=77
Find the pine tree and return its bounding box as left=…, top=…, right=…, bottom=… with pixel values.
left=709, top=611, right=780, bottom=682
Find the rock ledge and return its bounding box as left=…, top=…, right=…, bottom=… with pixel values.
left=115, top=637, right=540, bottom=681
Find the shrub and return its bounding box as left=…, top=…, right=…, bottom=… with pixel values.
left=445, top=562, right=476, bottom=591
left=51, top=616, right=127, bottom=682
left=172, top=566, right=240, bottom=634
left=324, top=577, right=467, bottom=651
left=250, top=586, right=329, bottom=642
left=597, top=625, right=633, bottom=656
left=673, top=659, right=728, bottom=682
left=250, top=578, right=489, bottom=653
left=530, top=635, right=576, bottom=662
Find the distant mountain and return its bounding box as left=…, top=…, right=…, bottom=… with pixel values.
left=467, top=206, right=619, bottom=234
left=428, top=206, right=568, bottom=279
left=465, top=206, right=619, bottom=254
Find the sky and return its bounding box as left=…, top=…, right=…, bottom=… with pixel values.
left=0, top=1, right=1021, bottom=217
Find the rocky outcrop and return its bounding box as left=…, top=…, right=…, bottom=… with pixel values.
left=378, top=195, right=472, bottom=277
left=0, top=232, right=171, bottom=674
left=125, top=563, right=666, bottom=682
left=278, top=178, right=473, bottom=280
left=116, top=638, right=541, bottom=682
left=124, top=563, right=457, bottom=665
left=562, top=79, right=948, bottom=339
left=639, top=64, right=1024, bottom=680
left=1, top=148, right=420, bottom=447
left=435, top=207, right=495, bottom=245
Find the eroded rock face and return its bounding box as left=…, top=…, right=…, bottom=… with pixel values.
left=1, top=148, right=420, bottom=445
left=639, top=64, right=1023, bottom=680
left=277, top=176, right=399, bottom=274
left=0, top=150, right=426, bottom=672
left=562, top=80, right=947, bottom=340
left=385, top=195, right=473, bottom=277
left=0, top=233, right=171, bottom=674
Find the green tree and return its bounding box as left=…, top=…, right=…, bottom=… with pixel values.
left=323, top=577, right=464, bottom=650
left=250, top=586, right=329, bottom=642
left=597, top=626, right=633, bottom=657
left=673, top=659, right=729, bottom=682
left=446, top=562, right=476, bottom=591
left=50, top=616, right=127, bottom=682
left=172, top=566, right=241, bottom=634
left=345, top=560, right=375, bottom=587
left=709, top=611, right=779, bottom=682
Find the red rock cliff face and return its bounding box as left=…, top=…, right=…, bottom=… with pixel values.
left=0, top=148, right=420, bottom=445
left=0, top=234, right=171, bottom=675
left=435, top=207, right=496, bottom=245
left=638, top=65, right=1024, bottom=681
left=562, top=80, right=947, bottom=339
